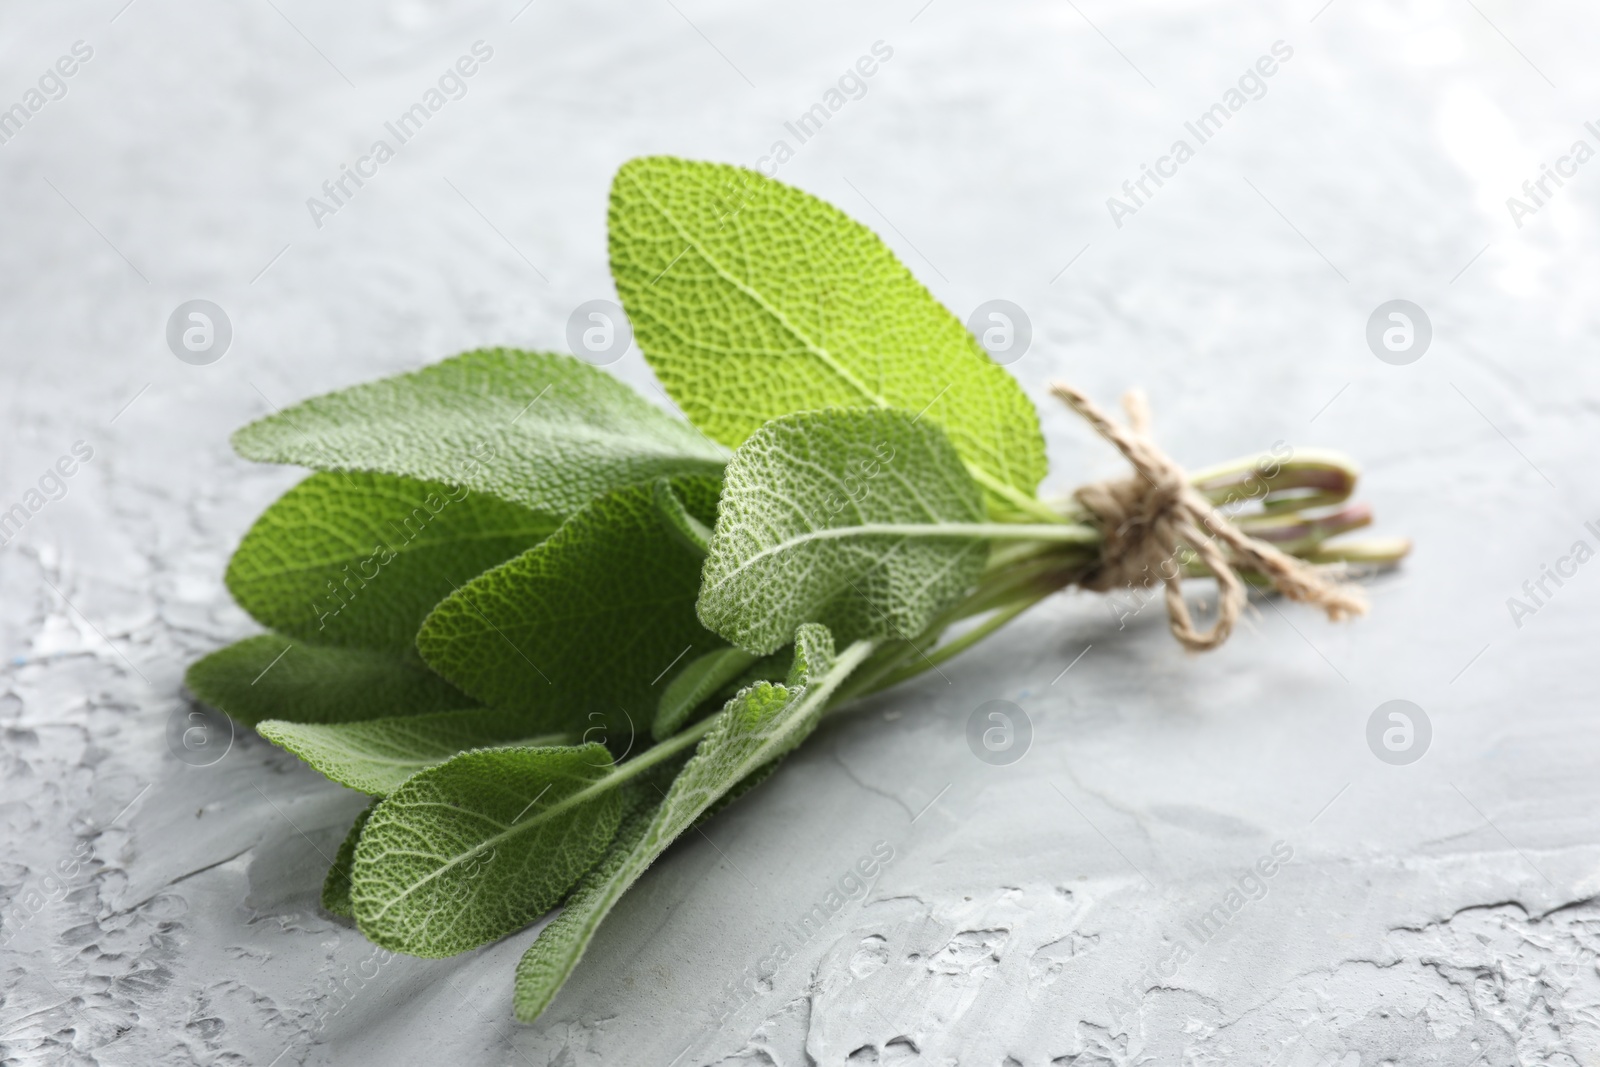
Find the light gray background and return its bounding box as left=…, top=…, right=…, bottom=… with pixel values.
left=2, top=1, right=1596, bottom=1064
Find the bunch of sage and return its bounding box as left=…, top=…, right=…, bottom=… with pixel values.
left=186, top=157, right=1406, bottom=1021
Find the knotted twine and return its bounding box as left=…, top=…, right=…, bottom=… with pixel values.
left=1051, top=382, right=1367, bottom=652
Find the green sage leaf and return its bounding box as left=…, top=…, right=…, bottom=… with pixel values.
left=650, top=476, right=712, bottom=556
left=226, top=471, right=555, bottom=655
left=231, top=347, right=726, bottom=518
left=323, top=801, right=376, bottom=919
left=698, top=408, right=988, bottom=655
left=417, top=477, right=725, bottom=734
left=185, top=634, right=472, bottom=728
left=351, top=742, right=623, bottom=958
left=609, top=156, right=1046, bottom=516
left=652, top=647, right=758, bottom=741
left=511, top=790, right=657, bottom=1021
left=257, top=709, right=571, bottom=797
left=513, top=625, right=870, bottom=1022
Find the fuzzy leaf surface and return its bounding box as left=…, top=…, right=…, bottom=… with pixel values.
left=257, top=709, right=572, bottom=797
left=185, top=634, right=472, bottom=728
left=608, top=157, right=1046, bottom=514
left=351, top=743, right=622, bottom=958
left=323, top=801, right=376, bottom=918
left=513, top=626, right=868, bottom=1022
left=699, top=409, right=988, bottom=655
left=227, top=471, right=555, bottom=654
left=231, top=348, right=726, bottom=518
left=418, top=477, right=724, bottom=733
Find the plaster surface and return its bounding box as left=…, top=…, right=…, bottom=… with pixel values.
left=1, top=1, right=1596, bottom=1064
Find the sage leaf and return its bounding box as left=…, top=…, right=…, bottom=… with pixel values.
left=417, top=476, right=725, bottom=734
left=609, top=157, right=1047, bottom=517
left=323, top=801, right=375, bottom=918
left=698, top=408, right=989, bottom=655
left=511, top=789, right=657, bottom=1022
left=257, top=709, right=572, bottom=797
left=185, top=634, right=473, bottom=728
left=652, top=647, right=758, bottom=741
left=714, top=648, right=795, bottom=697
left=351, top=742, right=623, bottom=958
left=513, top=625, right=871, bottom=1022
left=227, top=471, right=555, bottom=655
left=684, top=628, right=839, bottom=827
left=650, top=476, right=712, bottom=556
left=232, top=348, right=726, bottom=519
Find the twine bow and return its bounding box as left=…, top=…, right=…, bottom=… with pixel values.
left=1051, top=382, right=1367, bottom=651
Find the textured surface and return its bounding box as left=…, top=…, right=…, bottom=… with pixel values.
left=611, top=157, right=1049, bottom=517
left=417, top=476, right=724, bottom=729
left=350, top=742, right=622, bottom=957
left=4, top=0, right=1599, bottom=1064
left=700, top=410, right=987, bottom=655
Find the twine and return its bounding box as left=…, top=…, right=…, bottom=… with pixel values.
left=1051, top=382, right=1367, bottom=651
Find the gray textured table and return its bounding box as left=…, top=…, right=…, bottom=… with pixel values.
left=3, top=1, right=1596, bottom=1064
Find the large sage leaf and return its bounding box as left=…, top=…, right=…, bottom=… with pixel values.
left=232, top=348, right=726, bottom=519
left=513, top=625, right=870, bottom=1022
left=257, top=708, right=571, bottom=797
left=185, top=634, right=472, bottom=728
left=698, top=409, right=989, bottom=655
left=417, top=477, right=725, bottom=734
left=609, top=157, right=1046, bottom=516
left=351, top=743, right=623, bottom=958
left=227, top=471, right=555, bottom=654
